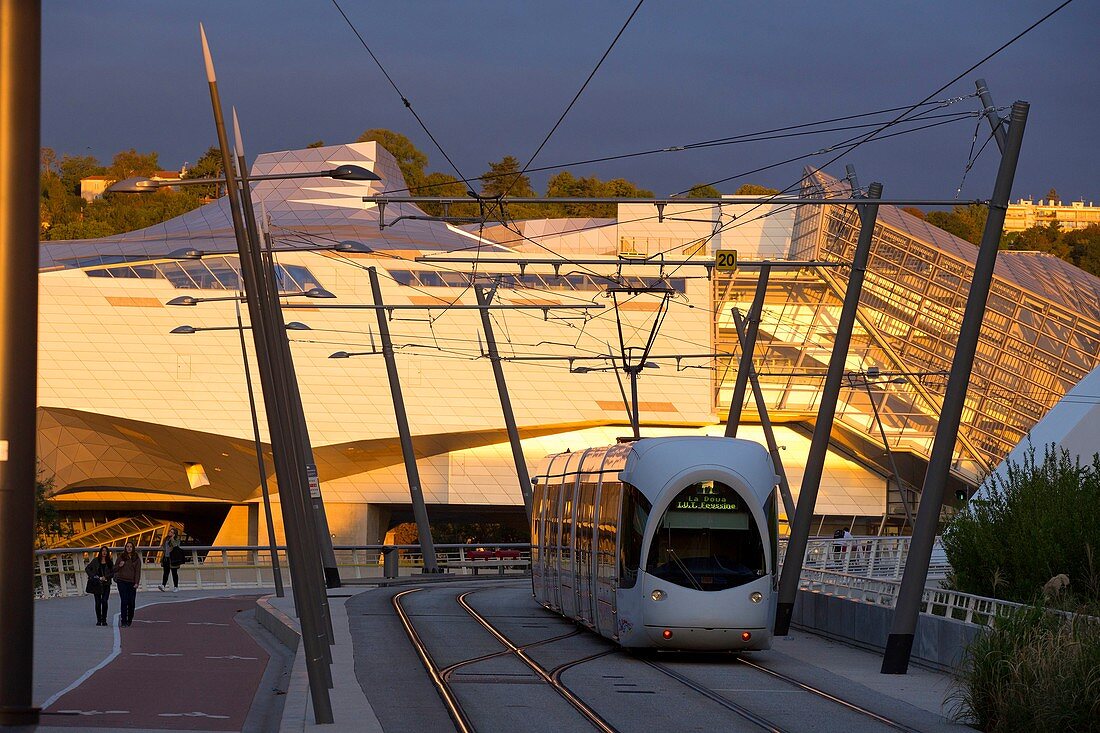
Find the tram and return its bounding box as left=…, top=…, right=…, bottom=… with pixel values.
left=531, top=436, right=779, bottom=651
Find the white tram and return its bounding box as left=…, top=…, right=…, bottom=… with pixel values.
left=531, top=437, right=779, bottom=651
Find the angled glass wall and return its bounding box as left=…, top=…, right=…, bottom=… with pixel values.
left=713, top=172, right=1100, bottom=487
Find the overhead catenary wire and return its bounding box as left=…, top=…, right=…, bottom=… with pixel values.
left=330, top=0, right=471, bottom=188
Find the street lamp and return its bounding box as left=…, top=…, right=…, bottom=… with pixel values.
left=167, top=240, right=371, bottom=260
left=167, top=289, right=334, bottom=306
left=105, top=165, right=379, bottom=194
left=170, top=321, right=311, bottom=334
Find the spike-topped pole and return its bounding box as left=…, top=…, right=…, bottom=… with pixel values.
left=231, top=107, right=342, bottom=592
left=199, top=24, right=333, bottom=722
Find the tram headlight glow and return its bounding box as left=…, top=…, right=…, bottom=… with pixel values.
left=750, top=591, right=763, bottom=604
left=651, top=589, right=666, bottom=601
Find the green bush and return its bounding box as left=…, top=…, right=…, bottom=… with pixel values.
left=951, top=605, right=1100, bottom=732
left=942, top=445, right=1100, bottom=605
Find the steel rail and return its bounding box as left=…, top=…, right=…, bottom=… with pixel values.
left=645, top=661, right=787, bottom=733
left=391, top=588, right=476, bottom=733
left=439, top=628, right=584, bottom=681
left=735, top=657, right=923, bottom=733
left=457, top=591, right=619, bottom=733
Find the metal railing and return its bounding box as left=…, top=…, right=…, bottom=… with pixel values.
left=798, top=568, right=1028, bottom=626
left=33, top=543, right=532, bottom=599
left=778, top=535, right=950, bottom=581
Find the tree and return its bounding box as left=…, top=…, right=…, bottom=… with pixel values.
left=108, top=148, right=159, bottom=179
left=942, top=445, right=1100, bottom=605
left=901, top=206, right=926, bottom=220
left=183, top=146, right=223, bottom=199
left=480, top=155, right=534, bottom=198
left=686, top=183, right=721, bottom=199
left=35, top=468, right=71, bottom=549
left=734, top=183, right=780, bottom=195
left=1045, top=187, right=1060, bottom=205
left=544, top=171, right=653, bottom=217
left=1063, top=224, right=1100, bottom=277
left=306, top=140, right=325, bottom=148
left=356, top=128, right=428, bottom=192
left=1003, top=222, right=1070, bottom=260
left=925, top=203, right=987, bottom=245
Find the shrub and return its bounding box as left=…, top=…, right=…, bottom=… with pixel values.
left=942, top=444, right=1100, bottom=606
left=951, top=605, right=1100, bottom=732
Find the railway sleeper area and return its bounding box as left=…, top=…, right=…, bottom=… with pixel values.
left=348, top=579, right=965, bottom=733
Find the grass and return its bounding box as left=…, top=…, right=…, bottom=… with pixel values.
left=950, top=604, right=1100, bottom=732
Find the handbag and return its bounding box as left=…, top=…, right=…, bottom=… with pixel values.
left=169, top=545, right=186, bottom=566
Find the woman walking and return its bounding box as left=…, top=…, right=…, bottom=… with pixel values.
left=113, top=541, right=142, bottom=627
left=158, top=527, right=184, bottom=592
left=85, top=546, right=113, bottom=626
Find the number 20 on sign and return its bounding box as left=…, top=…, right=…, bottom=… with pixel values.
left=715, top=249, right=738, bottom=271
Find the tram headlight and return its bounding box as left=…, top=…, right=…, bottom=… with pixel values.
left=750, top=591, right=763, bottom=604
left=651, top=589, right=666, bottom=601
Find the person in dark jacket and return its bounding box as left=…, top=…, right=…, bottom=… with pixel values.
left=85, top=546, right=113, bottom=626
left=158, top=527, right=183, bottom=592
left=113, top=541, right=142, bottom=627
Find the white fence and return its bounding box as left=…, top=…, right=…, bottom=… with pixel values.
left=798, top=568, right=1029, bottom=626
left=778, top=535, right=951, bottom=581
left=34, top=544, right=531, bottom=600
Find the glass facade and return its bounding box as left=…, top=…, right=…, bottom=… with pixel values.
left=82, top=255, right=323, bottom=293
left=713, top=172, right=1100, bottom=488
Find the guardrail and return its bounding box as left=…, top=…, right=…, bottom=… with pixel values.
left=798, top=568, right=1027, bottom=626
left=778, top=535, right=950, bottom=581
left=33, top=543, right=532, bottom=599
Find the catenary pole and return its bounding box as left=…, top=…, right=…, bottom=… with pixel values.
left=234, top=298, right=285, bottom=597
left=231, top=112, right=341, bottom=591
left=732, top=309, right=797, bottom=523
left=475, top=285, right=533, bottom=520
left=882, top=101, right=1028, bottom=674
left=0, top=0, right=41, bottom=725
left=775, top=179, right=883, bottom=636
left=198, top=25, right=332, bottom=721
left=725, top=264, right=771, bottom=437
left=368, top=267, right=440, bottom=572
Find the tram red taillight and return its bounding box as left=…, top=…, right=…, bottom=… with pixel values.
left=662, top=629, right=673, bottom=640
left=741, top=631, right=752, bottom=642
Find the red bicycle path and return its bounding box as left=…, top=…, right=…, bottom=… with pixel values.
left=41, top=595, right=269, bottom=731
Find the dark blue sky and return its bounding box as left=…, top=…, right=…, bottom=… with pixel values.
left=43, top=1, right=1098, bottom=206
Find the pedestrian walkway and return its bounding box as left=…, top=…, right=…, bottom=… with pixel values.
left=32, top=589, right=291, bottom=733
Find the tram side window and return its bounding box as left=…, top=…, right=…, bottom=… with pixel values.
left=577, top=482, right=596, bottom=560
left=618, top=483, right=651, bottom=589
left=561, top=481, right=575, bottom=569
left=645, top=480, right=765, bottom=592
left=596, top=482, right=621, bottom=584
left=547, top=481, right=561, bottom=568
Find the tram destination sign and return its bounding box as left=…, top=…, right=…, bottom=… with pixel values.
left=675, top=483, right=739, bottom=512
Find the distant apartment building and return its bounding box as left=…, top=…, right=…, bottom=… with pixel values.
left=80, top=169, right=183, bottom=202
left=1004, top=198, right=1100, bottom=233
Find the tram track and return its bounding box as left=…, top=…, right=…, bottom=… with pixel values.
left=392, top=586, right=620, bottom=733
left=394, top=582, right=929, bottom=733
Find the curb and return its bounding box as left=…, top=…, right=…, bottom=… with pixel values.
left=256, top=594, right=301, bottom=652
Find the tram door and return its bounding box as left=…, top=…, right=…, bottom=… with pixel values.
left=594, top=480, right=622, bottom=638
left=575, top=478, right=596, bottom=626
left=559, top=476, right=577, bottom=618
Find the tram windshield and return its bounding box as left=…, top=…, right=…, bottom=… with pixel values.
left=645, top=480, right=766, bottom=591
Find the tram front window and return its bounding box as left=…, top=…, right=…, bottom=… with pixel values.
left=645, top=480, right=765, bottom=591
